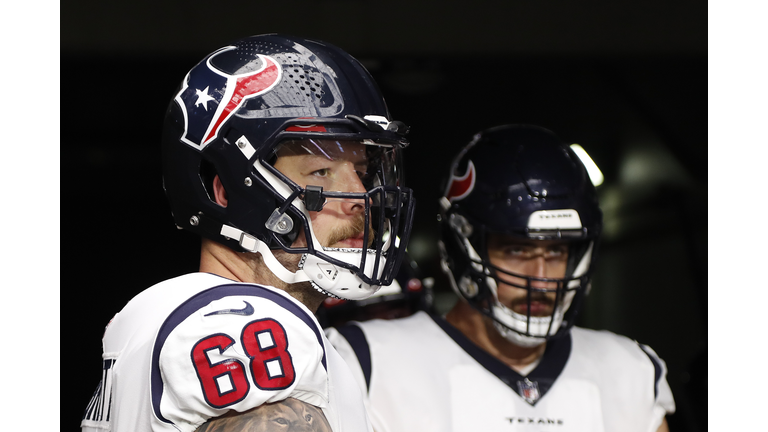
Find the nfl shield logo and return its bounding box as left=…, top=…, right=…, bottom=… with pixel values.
left=517, top=378, right=540, bottom=404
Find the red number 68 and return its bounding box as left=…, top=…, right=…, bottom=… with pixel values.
left=191, top=318, right=296, bottom=408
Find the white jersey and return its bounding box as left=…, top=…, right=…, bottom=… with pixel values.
left=81, top=272, right=372, bottom=432
left=326, top=311, right=675, bottom=432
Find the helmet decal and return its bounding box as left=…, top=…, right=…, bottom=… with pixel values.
left=176, top=47, right=282, bottom=149
left=527, top=209, right=583, bottom=230
left=285, top=123, right=328, bottom=132
left=445, top=160, right=476, bottom=202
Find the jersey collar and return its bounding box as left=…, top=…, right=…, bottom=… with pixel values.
left=430, top=313, right=571, bottom=406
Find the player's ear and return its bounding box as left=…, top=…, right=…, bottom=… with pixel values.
left=213, top=175, right=228, bottom=207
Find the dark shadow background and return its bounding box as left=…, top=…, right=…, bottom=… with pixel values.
left=63, top=1, right=706, bottom=430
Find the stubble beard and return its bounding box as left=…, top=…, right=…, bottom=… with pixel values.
left=324, top=213, right=374, bottom=248
left=249, top=248, right=327, bottom=311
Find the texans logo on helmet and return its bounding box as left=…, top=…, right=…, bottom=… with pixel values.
left=445, top=160, right=476, bottom=202
left=175, top=46, right=283, bottom=149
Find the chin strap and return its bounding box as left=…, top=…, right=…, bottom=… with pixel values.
left=220, top=224, right=311, bottom=284
left=493, top=321, right=548, bottom=348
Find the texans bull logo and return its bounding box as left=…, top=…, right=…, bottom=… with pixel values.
left=175, top=46, right=283, bottom=149
left=445, top=160, right=476, bottom=202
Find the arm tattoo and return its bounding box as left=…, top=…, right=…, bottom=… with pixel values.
left=195, top=398, right=332, bottom=432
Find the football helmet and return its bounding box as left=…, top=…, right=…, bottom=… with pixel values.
left=438, top=125, right=602, bottom=346
left=161, top=34, right=415, bottom=300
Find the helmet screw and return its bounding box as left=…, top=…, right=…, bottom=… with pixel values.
left=277, top=220, right=288, bottom=230
left=244, top=177, right=253, bottom=187
left=237, top=140, right=246, bottom=149
left=190, top=216, right=200, bottom=226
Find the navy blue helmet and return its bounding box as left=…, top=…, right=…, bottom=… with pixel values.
left=162, top=34, right=415, bottom=300
left=439, top=124, right=602, bottom=346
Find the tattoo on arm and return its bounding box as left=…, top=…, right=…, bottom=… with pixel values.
left=195, top=398, right=332, bottom=432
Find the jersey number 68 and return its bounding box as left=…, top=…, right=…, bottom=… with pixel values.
left=191, top=318, right=296, bottom=408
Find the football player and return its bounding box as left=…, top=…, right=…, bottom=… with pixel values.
left=327, top=125, right=676, bottom=432
left=81, top=34, right=415, bottom=432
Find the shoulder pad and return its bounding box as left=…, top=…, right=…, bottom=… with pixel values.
left=150, top=283, right=328, bottom=431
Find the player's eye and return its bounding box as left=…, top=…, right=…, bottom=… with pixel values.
left=273, top=417, right=289, bottom=425
left=506, top=246, right=528, bottom=257
left=311, top=168, right=331, bottom=177
left=545, top=246, right=568, bottom=259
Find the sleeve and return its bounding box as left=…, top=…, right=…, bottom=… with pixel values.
left=639, top=343, right=676, bottom=432
left=81, top=314, right=119, bottom=432
left=149, top=285, right=330, bottom=432
left=324, top=324, right=371, bottom=395
left=81, top=357, right=117, bottom=432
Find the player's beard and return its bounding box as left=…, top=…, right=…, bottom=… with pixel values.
left=323, top=213, right=374, bottom=248
left=251, top=249, right=327, bottom=309
left=509, top=292, right=557, bottom=317
left=248, top=249, right=300, bottom=289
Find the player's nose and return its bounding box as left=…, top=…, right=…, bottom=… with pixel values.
left=527, top=256, right=551, bottom=289
left=336, top=164, right=367, bottom=216
left=292, top=422, right=316, bottom=432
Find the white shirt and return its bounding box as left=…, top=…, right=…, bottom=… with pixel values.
left=82, top=272, right=372, bottom=432
left=326, top=311, right=675, bottom=432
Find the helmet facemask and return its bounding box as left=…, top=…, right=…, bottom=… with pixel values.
left=229, top=137, right=413, bottom=300
left=485, top=239, right=594, bottom=347
left=441, top=209, right=595, bottom=347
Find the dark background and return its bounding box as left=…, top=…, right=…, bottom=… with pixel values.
left=63, top=1, right=706, bottom=430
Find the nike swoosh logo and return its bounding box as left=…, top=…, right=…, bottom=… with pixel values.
left=204, top=301, right=254, bottom=317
